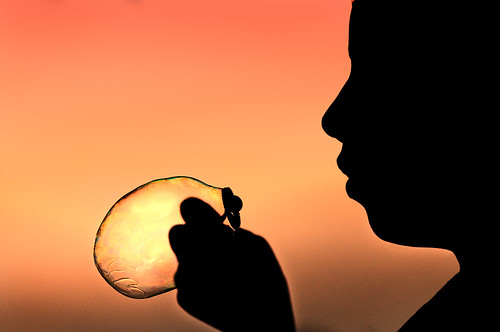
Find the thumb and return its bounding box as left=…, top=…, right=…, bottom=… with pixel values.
left=180, top=197, right=225, bottom=228
left=168, top=224, right=190, bottom=261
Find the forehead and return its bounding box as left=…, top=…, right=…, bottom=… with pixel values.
left=347, top=1, right=468, bottom=101
left=348, top=1, right=458, bottom=63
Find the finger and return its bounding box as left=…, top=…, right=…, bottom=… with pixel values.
left=170, top=225, right=207, bottom=290
left=180, top=197, right=225, bottom=228
left=169, top=224, right=189, bottom=259
left=169, top=222, right=234, bottom=273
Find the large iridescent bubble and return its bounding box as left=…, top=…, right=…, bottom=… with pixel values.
left=93, top=176, right=240, bottom=299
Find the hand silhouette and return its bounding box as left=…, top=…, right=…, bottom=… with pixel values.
left=169, top=197, right=295, bottom=331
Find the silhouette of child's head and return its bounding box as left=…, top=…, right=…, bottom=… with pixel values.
left=322, top=0, right=479, bottom=257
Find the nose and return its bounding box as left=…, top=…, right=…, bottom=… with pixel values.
left=322, top=79, right=351, bottom=142
left=322, top=101, right=339, bottom=140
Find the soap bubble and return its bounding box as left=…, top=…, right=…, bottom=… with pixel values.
left=93, top=176, right=240, bottom=299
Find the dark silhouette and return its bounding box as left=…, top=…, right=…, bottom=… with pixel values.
left=169, top=0, right=488, bottom=330
left=170, top=197, right=295, bottom=331
left=322, top=0, right=486, bottom=330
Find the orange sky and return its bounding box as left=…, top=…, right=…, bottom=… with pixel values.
left=0, top=1, right=458, bottom=331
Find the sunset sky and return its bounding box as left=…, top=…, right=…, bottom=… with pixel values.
left=0, top=1, right=458, bottom=331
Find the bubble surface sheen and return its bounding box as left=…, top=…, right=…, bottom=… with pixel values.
left=93, top=177, right=225, bottom=299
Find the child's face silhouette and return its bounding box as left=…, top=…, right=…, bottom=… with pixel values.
left=321, top=1, right=468, bottom=249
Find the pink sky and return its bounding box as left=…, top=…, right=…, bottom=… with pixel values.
left=0, top=1, right=458, bottom=331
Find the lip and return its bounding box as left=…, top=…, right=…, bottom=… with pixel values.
left=336, top=146, right=365, bottom=202
left=337, top=149, right=354, bottom=197
left=345, top=177, right=358, bottom=196
left=336, top=146, right=352, bottom=179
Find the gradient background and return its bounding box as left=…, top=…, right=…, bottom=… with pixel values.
left=0, top=0, right=459, bottom=331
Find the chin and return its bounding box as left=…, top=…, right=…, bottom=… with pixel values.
left=345, top=178, right=377, bottom=210
left=346, top=179, right=431, bottom=248
left=366, top=209, right=440, bottom=248
left=345, top=178, right=363, bottom=202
